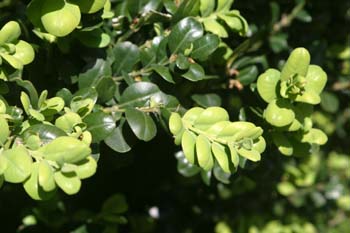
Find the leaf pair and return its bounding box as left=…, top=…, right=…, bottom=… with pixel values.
left=169, top=107, right=265, bottom=174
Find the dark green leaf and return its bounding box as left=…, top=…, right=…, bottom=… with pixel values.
left=96, top=77, right=117, bottom=103
left=112, top=42, right=140, bottom=75
left=151, top=64, right=174, bottom=83
left=182, top=63, right=205, bottom=81
left=125, top=108, right=157, bottom=141
left=119, top=82, right=160, bottom=107
left=237, top=65, right=258, bottom=85
left=78, top=59, right=112, bottom=89
left=104, top=124, right=131, bottom=153
left=83, top=112, right=116, bottom=143
left=172, top=0, right=200, bottom=23
left=191, top=34, right=220, bottom=61
left=168, top=17, right=203, bottom=54
left=191, top=93, right=221, bottom=107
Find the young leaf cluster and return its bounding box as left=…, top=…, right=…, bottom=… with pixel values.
left=169, top=107, right=266, bottom=177
left=257, top=47, right=328, bottom=156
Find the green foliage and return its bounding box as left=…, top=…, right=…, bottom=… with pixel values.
left=0, top=0, right=349, bottom=232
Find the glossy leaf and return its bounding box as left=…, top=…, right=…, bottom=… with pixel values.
left=112, top=42, right=140, bottom=75
left=191, top=34, right=220, bottom=61
left=168, top=17, right=203, bottom=54
left=125, top=108, right=157, bottom=142
left=151, top=64, right=174, bottom=83
left=104, top=125, right=131, bottom=153
left=84, top=112, right=115, bottom=143
left=182, top=63, right=205, bottom=81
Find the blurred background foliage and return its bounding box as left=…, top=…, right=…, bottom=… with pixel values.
left=0, top=0, right=349, bottom=232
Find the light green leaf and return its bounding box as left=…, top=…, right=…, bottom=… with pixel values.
left=70, top=0, right=106, bottom=14
left=211, top=142, right=230, bottom=173
left=281, top=47, right=310, bottom=81
left=217, top=0, right=234, bottom=12
left=200, top=0, right=215, bottom=17
left=305, top=65, right=327, bottom=95
left=54, top=171, right=81, bottom=195
left=0, top=53, right=23, bottom=69
left=196, top=134, right=214, bottom=171
left=182, top=107, right=204, bottom=123
left=237, top=148, right=260, bottom=162
left=41, top=0, right=81, bottom=37
left=3, top=146, right=33, bottom=183
left=228, top=143, right=239, bottom=168
left=181, top=130, right=196, bottom=164
left=0, top=117, right=10, bottom=145
left=24, top=162, right=55, bottom=200
left=194, top=106, right=229, bottom=130
left=169, top=112, right=183, bottom=135
left=75, top=156, right=97, bottom=179
left=203, top=19, right=228, bottom=38
left=0, top=21, right=21, bottom=44
left=38, top=160, right=56, bottom=192
left=300, top=128, right=328, bottom=145
left=40, top=136, right=91, bottom=164
left=257, top=68, right=280, bottom=103
left=264, top=99, right=295, bottom=127
left=12, top=40, right=35, bottom=65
